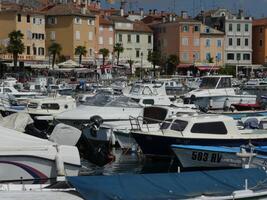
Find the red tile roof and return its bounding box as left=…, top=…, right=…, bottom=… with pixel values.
left=253, top=18, right=267, bottom=26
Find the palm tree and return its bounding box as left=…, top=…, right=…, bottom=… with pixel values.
left=113, top=43, right=124, bottom=66
left=99, top=48, right=109, bottom=66
left=148, top=51, right=161, bottom=78
left=48, top=42, right=62, bottom=69
left=6, top=30, right=25, bottom=71
left=127, top=59, right=134, bottom=75
left=75, top=45, right=87, bottom=66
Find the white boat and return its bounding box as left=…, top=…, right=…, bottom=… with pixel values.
left=183, top=75, right=257, bottom=110
left=0, top=125, right=81, bottom=183
left=131, top=114, right=267, bottom=158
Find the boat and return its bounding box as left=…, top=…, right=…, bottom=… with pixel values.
left=131, top=114, right=267, bottom=158
left=171, top=144, right=267, bottom=169
left=242, top=78, right=267, bottom=90
left=67, top=168, right=267, bottom=200
left=0, top=125, right=81, bottom=183
left=183, top=75, right=257, bottom=110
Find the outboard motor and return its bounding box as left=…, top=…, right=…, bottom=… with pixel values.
left=76, top=115, right=115, bottom=167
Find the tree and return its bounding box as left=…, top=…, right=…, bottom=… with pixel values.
left=127, top=59, right=134, bottom=75
left=75, top=45, right=87, bottom=66
left=167, top=54, right=179, bottom=75
left=48, top=42, right=62, bottom=69
left=148, top=51, right=161, bottom=77
left=6, top=30, right=25, bottom=71
left=208, top=57, right=214, bottom=63
left=99, top=48, right=109, bottom=65
left=113, top=43, right=124, bottom=66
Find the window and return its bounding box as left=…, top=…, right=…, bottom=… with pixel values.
left=229, top=38, right=233, bottom=46
left=148, top=35, right=152, bottom=44
left=260, top=40, right=263, bottom=47
left=118, top=34, right=122, bottom=42
left=109, top=37, right=113, bottom=45
left=181, top=52, right=189, bottom=61
left=260, top=27, right=263, bottom=33
left=206, top=39, right=211, bottom=47
left=33, top=47, right=37, bottom=55
left=136, top=35, right=140, bottom=43
left=99, top=36, right=103, bottom=45
left=245, top=24, right=249, bottom=32
left=216, top=52, right=222, bottom=61
left=243, top=54, right=251, bottom=60
left=136, top=50, right=140, bottom=58
left=38, top=47, right=45, bottom=56
left=194, top=52, right=200, bottom=61
left=229, top=23, right=233, bottom=31
left=182, top=25, right=189, bottom=32
left=182, top=37, right=188, bottom=46
left=237, top=24, right=241, bottom=32
left=191, top=122, right=227, bottom=134
left=194, top=38, right=200, bottom=46
left=217, top=40, right=222, bottom=47
left=27, top=15, right=30, bottom=23
left=3, top=88, right=12, bottom=93
left=75, top=31, right=80, bottom=40
left=194, top=25, right=199, bottom=32
left=27, top=30, right=32, bottom=39
left=17, top=14, right=21, bottom=22
left=41, top=103, right=60, bottom=110
left=48, top=17, right=57, bottom=25
left=142, top=99, right=154, bottom=105
left=26, top=46, right=30, bottom=55
left=217, top=77, right=231, bottom=88
left=88, top=19, right=95, bottom=25
left=206, top=52, right=211, bottom=61
left=127, top=34, right=131, bottom=43
left=227, top=53, right=235, bottom=60
left=99, top=25, right=104, bottom=32
left=50, top=31, right=56, bottom=40
left=170, top=120, right=188, bottom=132
left=33, top=18, right=36, bottom=24
left=74, top=17, right=82, bottom=24
left=245, top=38, right=249, bottom=46
left=88, top=31, right=93, bottom=40
left=237, top=53, right=241, bottom=61
left=205, top=27, right=210, bottom=33
left=237, top=38, right=241, bottom=46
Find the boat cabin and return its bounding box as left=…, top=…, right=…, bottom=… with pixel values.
left=200, top=75, right=232, bottom=89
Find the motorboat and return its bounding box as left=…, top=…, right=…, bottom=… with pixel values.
left=131, top=114, right=267, bottom=158
left=183, top=75, right=257, bottom=110
left=171, top=144, right=267, bottom=169
left=0, top=125, right=81, bottom=183
left=242, top=78, right=267, bottom=90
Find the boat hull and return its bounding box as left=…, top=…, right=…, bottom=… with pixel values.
left=131, top=132, right=267, bottom=158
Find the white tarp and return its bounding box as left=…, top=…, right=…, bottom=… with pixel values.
left=0, top=113, right=34, bottom=133
left=58, top=59, right=81, bottom=68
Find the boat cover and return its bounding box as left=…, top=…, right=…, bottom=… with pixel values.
left=68, top=168, right=267, bottom=200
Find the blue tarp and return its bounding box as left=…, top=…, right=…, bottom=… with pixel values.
left=67, top=168, right=267, bottom=200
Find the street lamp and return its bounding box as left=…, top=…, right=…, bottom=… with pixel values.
left=140, top=51, right=143, bottom=80
left=236, top=54, right=240, bottom=78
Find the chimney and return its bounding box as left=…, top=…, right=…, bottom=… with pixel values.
left=153, top=9, right=157, bottom=15
left=140, top=8, right=144, bottom=18
left=149, top=9, right=152, bottom=15
left=181, top=11, right=188, bottom=19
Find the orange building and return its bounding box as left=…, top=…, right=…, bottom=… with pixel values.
left=252, top=18, right=267, bottom=65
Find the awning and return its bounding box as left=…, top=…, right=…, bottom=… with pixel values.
left=177, top=64, right=194, bottom=68
left=196, top=65, right=220, bottom=71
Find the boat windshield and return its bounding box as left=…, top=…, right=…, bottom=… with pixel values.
left=105, top=96, right=141, bottom=108
left=129, top=85, right=143, bottom=94
left=199, top=77, right=220, bottom=89
left=83, top=93, right=114, bottom=106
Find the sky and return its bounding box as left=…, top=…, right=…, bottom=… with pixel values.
left=101, top=0, right=267, bottom=18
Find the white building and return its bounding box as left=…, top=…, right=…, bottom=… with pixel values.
left=110, top=16, right=153, bottom=69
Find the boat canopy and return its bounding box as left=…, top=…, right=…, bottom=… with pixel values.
left=200, top=76, right=232, bottom=89
left=68, top=168, right=267, bottom=200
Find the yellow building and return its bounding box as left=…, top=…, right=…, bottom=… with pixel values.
left=45, top=4, right=96, bottom=63
left=0, top=6, right=46, bottom=62
left=200, top=24, right=224, bottom=66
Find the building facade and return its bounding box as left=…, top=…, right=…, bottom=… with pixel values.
left=111, top=16, right=153, bottom=66
left=200, top=24, right=224, bottom=66
left=252, top=18, right=267, bottom=65
left=45, top=4, right=96, bottom=62
left=197, top=9, right=252, bottom=66
left=0, top=8, right=46, bottom=62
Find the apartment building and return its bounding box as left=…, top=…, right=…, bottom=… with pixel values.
left=196, top=9, right=252, bottom=66
left=111, top=15, right=153, bottom=65
left=152, top=13, right=201, bottom=65
left=44, top=3, right=96, bottom=62
left=0, top=5, right=46, bottom=62
left=200, top=24, right=224, bottom=66
left=252, top=18, right=267, bottom=65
